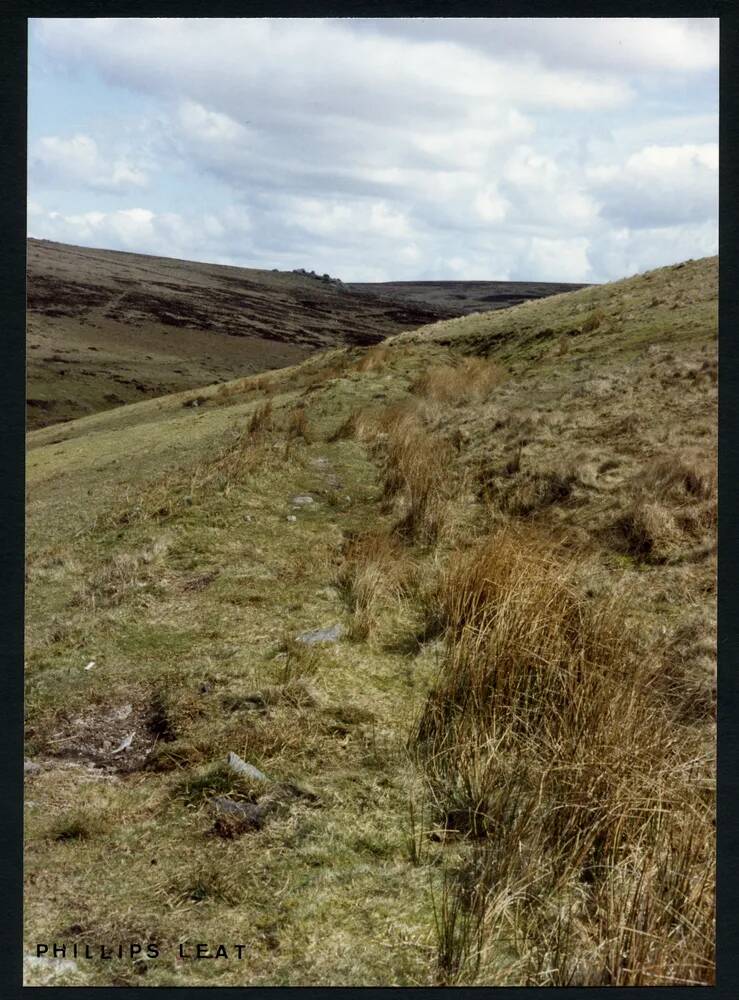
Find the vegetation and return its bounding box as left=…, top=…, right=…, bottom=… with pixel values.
left=25, top=255, right=716, bottom=985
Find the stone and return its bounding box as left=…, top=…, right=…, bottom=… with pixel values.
left=212, top=797, right=266, bottom=824
left=227, top=751, right=269, bottom=783
left=24, top=955, right=79, bottom=981
left=111, top=731, right=135, bottom=754
left=291, top=495, right=315, bottom=507
left=296, top=623, right=344, bottom=645
left=286, top=515, right=297, bottom=523
left=24, top=759, right=41, bottom=775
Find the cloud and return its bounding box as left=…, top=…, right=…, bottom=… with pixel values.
left=589, top=143, right=718, bottom=228
left=30, top=133, right=148, bottom=192
left=358, top=18, right=718, bottom=75
left=27, top=201, right=253, bottom=263
left=177, top=101, right=245, bottom=144
left=35, top=18, right=634, bottom=117
left=29, top=18, right=718, bottom=282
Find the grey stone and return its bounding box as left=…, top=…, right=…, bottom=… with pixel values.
left=24, top=955, right=79, bottom=980
left=24, top=759, right=41, bottom=775
left=227, top=751, right=269, bottom=783
left=211, top=797, right=266, bottom=827
left=111, top=731, right=135, bottom=754
left=291, top=495, right=315, bottom=507
left=296, top=623, right=344, bottom=645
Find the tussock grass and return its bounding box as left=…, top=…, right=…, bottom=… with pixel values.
left=247, top=400, right=274, bottom=436
left=412, top=356, right=505, bottom=405
left=415, top=528, right=714, bottom=985
left=47, top=809, right=109, bottom=843
left=335, top=529, right=418, bottom=640
left=98, top=423, right=273, bottom=530
left=581, top=309, right=606, bottom=334
left=485, top=466, right=578, bottom=518
left=355, top=345, right=391, bottom=372
left=611, top=450, right=716, bottom=563
left=252, top=374, right=277, bottom=395
left=70, top=537, right=171, bottom=610
left=286, top=404, right=311, bottom=441
left=356, top=403, right=456, bottom=543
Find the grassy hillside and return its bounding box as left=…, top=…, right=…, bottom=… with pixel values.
left=24, top=256, right=716, bottom=986
left=26, top=239, right=454, bottom=430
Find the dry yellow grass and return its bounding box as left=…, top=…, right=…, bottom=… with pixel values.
left=286, top=403, right=311, bottom=441
left=414, top=528, right=714, bottom=985
left=377, top=408, right=455, bottom=543
left=412, top=356, right=505, bottom=405
left=612, top=449, right=716, bottom=563
left=335, top=529, right=418, bottom=640
left=355, top=345, right=391, bottom=372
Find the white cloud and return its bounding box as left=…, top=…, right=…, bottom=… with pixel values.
left=361, top=18, right=718, bottom=75
left=31, top=133, right=148, bottom=192
left=523, top=236, right=592, bottom=282
left=35, top=18, right=634, bottom=119
left=177, top=101, right=245, bottom=143
left=29, top=18, right=718, bottom=282
left=474, top=184, right=509, bottom=223
left=589, top=143, right=718, bottom=228
left=27, top=202, right=253, bottom=260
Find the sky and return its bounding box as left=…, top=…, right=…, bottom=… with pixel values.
left=27, top=17, right=719, bottom=283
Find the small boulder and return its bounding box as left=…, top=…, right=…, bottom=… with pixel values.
left=111, top=731, right=135, bottom=755
left=211, top=797, right=268, bottom=837
left=24, top=955, right=79, bottom=982
left=291, top=495, right=315, bottom=507
left=227, top=751, right=269, bottom=783
left=296, top=623, right=344, bottom=646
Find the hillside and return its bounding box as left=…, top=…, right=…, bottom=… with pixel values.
left=24, top=256, right=716, bottom=987
left=347, top=277, right=589, bottom=315
left=26, top=240, right=590, bottom=431
left=26, top=239, right=454, bottom=430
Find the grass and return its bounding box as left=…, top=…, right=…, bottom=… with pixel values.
left=353, top=402, right=457, bottom=544
left=25, top=255, right=716, bottom=986
left=411, top=356, right=505, bottom=405
left=335, top=529, right=419, bottom=641
left=414, top=529, right=714, bottom=985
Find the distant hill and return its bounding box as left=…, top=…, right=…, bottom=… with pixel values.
left=26, top=239, right=452, bottom=429
left=26, top=239, right=591, bottom=430
left=347, top=278, right=589, bottom=314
